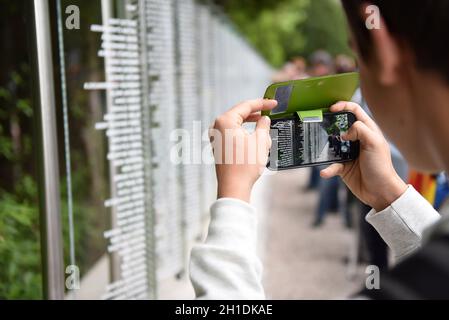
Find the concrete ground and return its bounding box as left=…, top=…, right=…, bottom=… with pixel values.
left=262, top=168, right=366, bottom=299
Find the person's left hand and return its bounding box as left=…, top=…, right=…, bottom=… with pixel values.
left=320, top=101, right=408, bottom=211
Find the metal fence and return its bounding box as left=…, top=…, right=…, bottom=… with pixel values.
left=34, top=0, right=272, bottom=299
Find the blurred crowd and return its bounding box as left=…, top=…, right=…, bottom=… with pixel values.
left=272, top=50, right=356, bottom=83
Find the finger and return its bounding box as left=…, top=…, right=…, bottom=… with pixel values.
left=255, top=116, right=271, bottom=132
left=255, top=116, right=272, bottom=160
left=342, top=120, right=378, bottom=148
left=244, top=112, right=263, bottom=123
left=330, top=101, right=380, bottom=133
left=320, top=163, right=345, bottom=179
left=254, top=116, right=271, bottom=147
left=227, top=99, right=278, bottom=125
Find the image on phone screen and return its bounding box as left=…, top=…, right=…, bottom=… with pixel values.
left=267, top=112, right=358, bottom=170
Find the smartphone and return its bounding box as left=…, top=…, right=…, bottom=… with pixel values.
left=267, top=111, right=359, bottom=171
left=262, top=72, right=360, bottom=170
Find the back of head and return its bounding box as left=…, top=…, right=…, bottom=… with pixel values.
left=309, top=50, right=334, bottom=76
left=342, top=0, right=449, bottom=84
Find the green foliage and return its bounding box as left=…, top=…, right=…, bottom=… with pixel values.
left=0, top=0, right=107, bottom=299
left=0, top=52, right=42, bottom=298
left=0, top=177, right=42, bottom=299
left=216, top=0, right=309, bottom=67
left=216, top=0, right=352, bottom=67
left=299, top=0, right=352, bottom=58
left=0, top=63, right=32, bottom=162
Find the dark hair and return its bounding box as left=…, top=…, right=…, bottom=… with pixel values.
left=341, top=0, right=449, bottom=83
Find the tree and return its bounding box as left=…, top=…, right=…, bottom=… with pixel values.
left=299, top=0, right=352, bottom=58
left=215, top=0, right=352, bottom=67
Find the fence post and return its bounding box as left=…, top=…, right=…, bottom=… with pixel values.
left=31, top=0, right=65, bottom=300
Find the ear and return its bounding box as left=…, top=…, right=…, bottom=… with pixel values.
left=360, top=3, right=401, bottom=86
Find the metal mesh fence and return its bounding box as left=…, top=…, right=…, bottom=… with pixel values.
left=77, top=0, right=272, bottom=299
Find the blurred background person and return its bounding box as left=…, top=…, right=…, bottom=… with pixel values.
left=335, top=54, right=356, bottom=74
left=291, top=56, right=309, bottom=79
left=305, top=50, right=335, bottom=192
left=435, top=173, right=449, bottom=210
left=272, top=56, right=309, bottom=82
left=307, top=50, right=335, bottom=77
left=312, top=53, right=355, bottom=228
left=350, top=87, right=409, bottom=271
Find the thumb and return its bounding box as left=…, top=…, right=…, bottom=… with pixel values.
left=320, top=163, right=345, bottom=179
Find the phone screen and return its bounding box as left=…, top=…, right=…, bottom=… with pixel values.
left=267, top=112, right=358, bottom=170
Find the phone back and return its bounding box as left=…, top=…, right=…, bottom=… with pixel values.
left=263, top=72, right=359, bottom=119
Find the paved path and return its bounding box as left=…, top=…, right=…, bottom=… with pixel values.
left=262, top=169, right=365, bottom=299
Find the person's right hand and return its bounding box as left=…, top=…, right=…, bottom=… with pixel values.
left=320, top=102, right=408, bottom=211
left=210, top=99, right=277, bottom=203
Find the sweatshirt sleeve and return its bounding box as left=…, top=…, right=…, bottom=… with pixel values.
left=365, top=185, right=440, bottom=260
left=189, top=198, right=265, bottom=300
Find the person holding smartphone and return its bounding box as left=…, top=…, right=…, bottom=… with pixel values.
left=190, top=0, right=449, bottom=299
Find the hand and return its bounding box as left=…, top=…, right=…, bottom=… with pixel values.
left=320, top=102, right=408, bottom=211
left=210, top=99, right=278, bottom=203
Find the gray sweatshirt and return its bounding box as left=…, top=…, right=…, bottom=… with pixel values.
left=190, top=185, right=448, bottom=299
